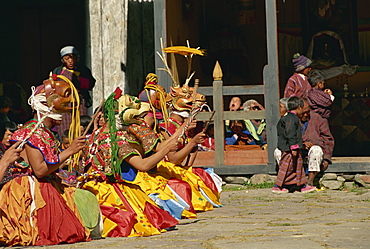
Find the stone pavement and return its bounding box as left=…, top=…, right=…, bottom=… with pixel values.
left=16, top=187, right=370, bottom=249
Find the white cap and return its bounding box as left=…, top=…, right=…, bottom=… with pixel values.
left=60, top=46, right=79, bottom=58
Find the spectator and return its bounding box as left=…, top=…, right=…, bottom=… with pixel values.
left=284, top=53, right=312, bottom=98
left=225, top=97, right=243, bottom=131
left=307, top=70, right=334, bottom=119
left=0, top=71, right=31, bottom=124
left=199, top=123, right=215, bottom=151
left=80, top=115, right=93, bottom=135
left=93, top=108, right=106, bottom=132
left=0, top=96, right=12, bottom=123
left=52, top=45, right=96, bottom=137
left=229, top=97, right=243, bottom=111
left=299, top=98, right=334, bottom=186
left=0, top=121, right=18, bottom=152
left=273, top=96, right=316, bottom=193
left=242, top=99, right=267, bottom=146
left=60, top=129, right=70, bottom=151
left=279, top=97, right=290, bottom=117
left=225, top=120, right=255, bottom=145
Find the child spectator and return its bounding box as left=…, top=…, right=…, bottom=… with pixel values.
left=60, top=129, right=70, bottom=151
left=307, top=70, right=334, bottom=119
left=272, top=97, right=316, bottom=193
left=225, top=120, right=255, bottom=145
left=199, top=123, right=215, bottom=151
left=284, top=53, right=312, bottom=98
left=0, top=121, right=18, bottom=152
left=80, top=115, right=93, bottom=135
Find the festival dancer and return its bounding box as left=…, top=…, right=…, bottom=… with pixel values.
left=80, top=88, right=180, bottom=237
left=0, top=74, right=100, bottom=246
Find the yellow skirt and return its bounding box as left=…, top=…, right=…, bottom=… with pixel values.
left=82, top=180, right=178, bottom=237
left=152, top=161, right=221, bottom=211
left=136, top=170, right=197, bottom=219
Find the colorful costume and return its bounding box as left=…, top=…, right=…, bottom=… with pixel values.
left=0, top=75, right=100, bottom=246
left=80, top=91, right=178, bottom=237
left=158, top=118, right=221, bottom=210
left=0, top=120, right=92, bottom=246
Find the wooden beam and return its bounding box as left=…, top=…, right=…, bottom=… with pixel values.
left=154, top=0, right=171, bottom=91
left=213, top=80, right=225, bottom=166
left=196, top=110, right=266, bottom=121
left=198, top=85, right=264, bottom=96
left=264, top=0, right=280, bottom=167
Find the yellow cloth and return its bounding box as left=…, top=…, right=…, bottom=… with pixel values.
left=154, top=161, right=221, bottom=211
left=136, top=167, right=197, bottom=219
left=82, top=180, right=167, bottom=237
left=0, top=176, right=44, bottom=246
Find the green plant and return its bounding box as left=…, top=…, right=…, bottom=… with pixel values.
left=243, top=181, right=275, bottom=189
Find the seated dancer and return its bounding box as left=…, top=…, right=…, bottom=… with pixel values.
left=80, top=88, right=179, bottom=237
left=155, top=80, right=222, bottom=210
left=0, top=74, right=101, bottom=246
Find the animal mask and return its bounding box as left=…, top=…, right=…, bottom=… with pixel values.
left=170, top=85, right=206, bottom=112
left=105, top=88, right=150, bottom=129
left=42, top=74, right=78, bottom=113
left=118, top=94, right=150, bottom=126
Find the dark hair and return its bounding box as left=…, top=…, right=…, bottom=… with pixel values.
left=229, top=120, right=246, bottom=131
left=62, top=129, right=69, bottom=138
left=287, top=97, right=304, bottom=111
left=80, top=115, right=92, bottom=127
left=80, top=115, right=94, bottom=134
left=0, top=121, right=17, bottom=141
left=308, top=70, right=324, bottom=87
left=0, top=96, right=12, bottom=109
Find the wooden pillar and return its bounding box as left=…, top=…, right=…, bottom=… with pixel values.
left=213, top=61, right=224, bottom=166
left=154, top=0, right=171, bottom=91
left=264, top=0, right=280, bottom=172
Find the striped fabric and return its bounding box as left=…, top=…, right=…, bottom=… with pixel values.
left=284, top=73, right=312, bottom=98
left=302, top=111, right=334, bottom=163
left=307, top=88, right=333, bottom=118
left=275, top=151, right=307, bottom=187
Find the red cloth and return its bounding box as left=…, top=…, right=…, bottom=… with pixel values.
left=35, top=181, right=86, bottom=246
left=167, top=178, right=195, bottom=214
left=192, top=167, right=218, bottom=194
left=101, top=205, right=136, bottom=237
left=143, top=202, right=178, bottom=231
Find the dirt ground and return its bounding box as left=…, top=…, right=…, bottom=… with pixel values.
left=14, top=187, right=370, bottom=249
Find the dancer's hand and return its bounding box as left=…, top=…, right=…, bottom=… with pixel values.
left=166, top=137, right=179, bottom=152
left=191, top=132, right=206, bottom=145
left=68, top=136, right=87, bottom=154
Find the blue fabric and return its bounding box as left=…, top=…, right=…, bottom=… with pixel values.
left=148, top=193, right=184, bottom=220
left=301, top=121, right=308, bottom=134
left=225, top=130, right=256, bottom=145
left=120, top=160, right=138, bottom=182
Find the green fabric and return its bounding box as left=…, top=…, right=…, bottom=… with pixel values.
left=74, top=188, right=100, bottom=231
left=244, top=119, right=266, bottom=141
